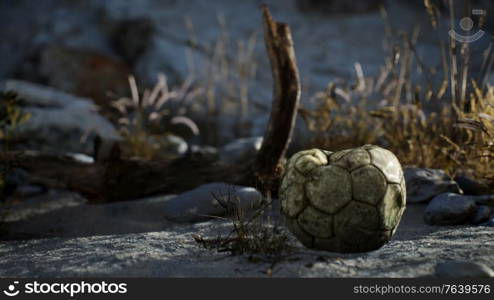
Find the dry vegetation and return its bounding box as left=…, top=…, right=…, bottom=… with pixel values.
left=193, top=185, right=292, bottom=265
left=0, top=92, right=31, bottom=231
left=112, top=15, right=260, bottom=158
left=112, top=74, right=200, bottom=160
left=111, top=1, right=494, bottom=189
left=113, top=1, right=494, bottom=187
left=0, top=91, right=31, bottom=149
left=184, top=14, right=260, bottom=143
left=300, top=0, right=494, bottom=186
left=0, top=91, right=31, bottom=201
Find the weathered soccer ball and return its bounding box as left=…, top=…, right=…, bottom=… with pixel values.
left=279, top=145, right=406, bottom=253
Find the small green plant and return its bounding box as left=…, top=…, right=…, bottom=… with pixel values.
left=0, top=91, right=31, bottom=148
left=193, top=185, right=292, bottom=269
left=112, top=74, right=200, bottom=160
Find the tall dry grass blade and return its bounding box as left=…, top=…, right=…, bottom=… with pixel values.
left=448, top=0, right=458, bottom=108
left=128, top=75, right=140, bottom=107
left=459, top=43, right=470, bottom=111
left=481, top=39, right=494, bottom=90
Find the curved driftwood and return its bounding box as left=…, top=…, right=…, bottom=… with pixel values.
left=255, top=5, right=301, bottom=196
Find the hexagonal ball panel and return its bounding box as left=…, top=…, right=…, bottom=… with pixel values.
left=280, top=182, right=307, bottom=218
left=399, top=177, right=407, bottom=207
left=380, top=183, right=406, bottom=230
left=297, top=206, right=333, bottom=239
left=286, top=149, right=326, bottom=173
left=294, top=149, right=328, bottom=175
left=305, top=165, right=352, bottom=214
left=334, top=148, right=371, bottom=171
left=369, top=147, right=403, bottom=184
left=335, top=201, right=380, bottom=246
left=329, top=149, right=352, bottom=164
left=351, top=165, right=387, bottom=206
left=279, top=167, right=300, bottom=195
left=280, top=149, right=330, bottom=218
left=285, top=217, right=313, bottom=248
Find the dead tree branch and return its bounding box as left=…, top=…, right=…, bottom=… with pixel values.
left=255, top=5, right=301, bottom=196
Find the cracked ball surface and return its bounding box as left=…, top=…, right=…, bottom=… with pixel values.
left=279, top=145, right=406, bottom=253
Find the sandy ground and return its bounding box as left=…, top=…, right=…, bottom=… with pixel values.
left=0, top=202, right=492, bottom=278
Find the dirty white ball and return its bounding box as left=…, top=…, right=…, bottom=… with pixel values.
left=280, top=145, right=406, bottom=253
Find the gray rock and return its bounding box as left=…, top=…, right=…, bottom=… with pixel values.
left=2, top=183, right=263, bottom=239
left=470, top=195, right=494, bottom=207
left=4, top=80, right=120, bottom=155
left=4, top=168, right=30, bottom=197
left=161, top=135, right=188, bottom=159
left=66, top=153, right=95, bottom=164
left=188, top=145, right=219, bottom=161
left=2, top=192, right=173, bottom=239
left=133, top=135, right=188, bottom=160
left=480, top=217, right=494, bottom=227
left=470, top=206, right=492, bottom=225
left=10, top=185, right=45, bottom=199
left=219, top=137, right=263, bottom=163
left=455, top=175, right=491, bottom=196
left=3, top=190, right=87, bottom=223
left=135, top=135, right=188, bottom=160
left=435, top=261, right=494, bottom=278
left=162, top=183, right=263, bottom=223
left=38, top=45, right=131, bottom=107
left=424, top=193, right=477, bottom=226
left=405, top=168, right=462, bottom=204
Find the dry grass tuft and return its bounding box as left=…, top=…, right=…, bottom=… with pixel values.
left=193, top=185, right=292, bottom=261
left=112, top=74, right=200, bottom=160
left=0, top=91, right=31, bottom=201
left=113, top=16, right=261, bottom=151
left=184, top=14, right=260, bottom=144
left=0, top=91, right=31, bottom=148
